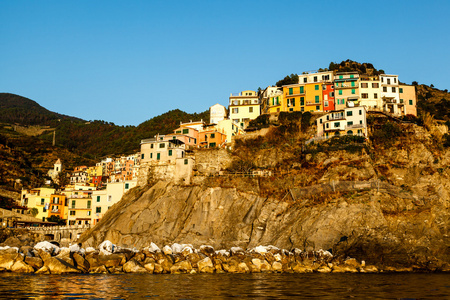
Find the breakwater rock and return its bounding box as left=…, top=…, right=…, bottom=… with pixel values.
left=1, top=240, right=411, bottom=274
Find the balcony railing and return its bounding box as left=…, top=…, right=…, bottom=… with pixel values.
left=306, top=101, right=321, bottom=106
left=346, top=124, right=364, bottom=129
left=327, top=115, right=345, bottom=121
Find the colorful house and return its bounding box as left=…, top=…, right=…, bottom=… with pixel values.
left=334, top=72, right=360, bottom=110
left=322, top=83, right=335, bottom=111
left=282, top=84, right=305, bottom=112
left=229, top=90, right=261, bottom=129
left=316, top=106, right=368, bottom=138
left=304, top=82, right=323, bottom=112
left=399, top=84, right=417, bottom=116
left=198, top=129, right=227, bottom=148
left=21, top=188, right=55, bottom=222
left=47, top=194, right=68, bottom=221
left=140, top=135, right=187, bottom=163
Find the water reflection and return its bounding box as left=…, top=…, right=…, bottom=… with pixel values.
left=0, top=273, right=448, bottom=299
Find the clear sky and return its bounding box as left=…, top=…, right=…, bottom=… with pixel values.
left=1, top=0, right=449, bottom=126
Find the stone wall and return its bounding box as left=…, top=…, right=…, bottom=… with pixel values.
left=193, top=149, right=233, bottom=176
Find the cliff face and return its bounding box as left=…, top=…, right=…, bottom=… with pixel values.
left=79, top=122, right=450, bottom=270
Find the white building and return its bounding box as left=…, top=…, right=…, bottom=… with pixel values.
left=380, top=74, right=400, bottom=115
left=209, top=104, right=227, bottom=124
left=316, top=106, right=368, bottom=138
left=229, top=90, right=261, bottom=129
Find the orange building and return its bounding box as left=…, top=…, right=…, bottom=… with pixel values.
left=47, top=194, right=68, bottom=221
left=198, top=130, right=227, bottom=148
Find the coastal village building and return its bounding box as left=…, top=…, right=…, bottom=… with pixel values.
left=91, top=180, right=137, bottom=225
left=198, top=128, right=227, bottom=148
left=21, top=187, right=56, bottom=221
left=359, top=75, right=381, bottom=110
left=261, top=86, right=283, bottom=114
left=229, top=90, right=261, bottom=129
left=47, top=159, right=62, bottom=182
left=140, top=135, right=187, bottom=163
left=47, top=194, right=68, bottom=221
left=380, top=74, right=401, bottom=115
left=209, top=104, right=227, bottom=124
left=316, top=106, right=368, bottom=138
left=399, top=84, right=417, bottom=116
left=334, top=72, right=360, bottom=110
left=64, top=184, right=94, bottom=226
left=216, top=119, right=245, bottom=143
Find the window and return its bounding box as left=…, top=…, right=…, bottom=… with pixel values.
left=334, top=122, right=340, bottom=128
left=150, top=144, right=154, bottom=149
left=209, top=142, right=216, bottom=147
left=324, top=101, right=329, bottom=107
left=392, top=87, right=396, bottom=93
left=168, top=150, right=172, bottom=156
left=400, top=99, right=404, bottom=103
left=361, top=93, right=368, bottom=99
left=182, top=129, right=189, bottom=134
left=394, top=78, right=397, bottom=83
left=350, top=75, right=354, bottom=79
left=326, top=123, right=329, bottom=128
left=361, top=83, right=368, bottom=88
left=70, top=211, right=75, bottom=216
left=374, top=93, right=378, bottom=99
left=96, top=207, right=101, bottom=213
left=141, top=154, right=144, bottom=159
left=346, top=111, right=353, bottom=116
left=315, top=85, right=319, bottom=90
left=176, top=130, right=181, bottom=134
left=289, top=88, right=293, bottom=95
left=300, top=107, right=304, bottom=112
left=300, top=86, right=304, bottom=93
left=315, top=95, right=319, bottom=103
left=339, top=90, right=342, bottom=95
left=339, top=75, right=343, bottom=79
left=159, top=143, right=165, bottom=148
left=360, top=120, right=363, bottom=124
left=184, top=159, right=188, bottom=165
left=342, top=99, right=345, bottom=105
left=399, top=88, right=403, bottom=93
left=359, top=109, right=362, bottom=115
left=87, top=200, right=91, bottom=209
left=383, top=87, right=387, bottom=92
left=97, top=196, right=100, bottom=202
left=125, top=183, right=129, bottom=189
left=300, top=97, right=304, bottom=106
left=351, top=89, right=355, bottom=94
left=108, top=195, right=112, bottom=202
left=351, top=81, right=355, bottom=87
left=150, top=153, right=153, bottom=159
left=347, top=121, right=353, bottom=126
left=316, top=106, right=320, bottom=110
left=157, top=153, right=160, bottom=160
left=409, top=100, right=413, bottom=105
left=314, top=76, right=317, bottom=82
left=71, top=200, right=75, bottom=208
left=303, top=78, right=307, bottom=83
left=249, top=107, right=253, bottom=113
left=372, top=83, right=379, bottom=88
left=387, top=78, right=391, bottom=84
left=41, top=198, right=45, bottom=205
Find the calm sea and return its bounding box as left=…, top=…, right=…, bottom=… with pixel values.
left=0, top=273, right=448, bottom=299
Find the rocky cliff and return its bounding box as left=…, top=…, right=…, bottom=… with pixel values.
left=79, top=122, right=450, bottom=271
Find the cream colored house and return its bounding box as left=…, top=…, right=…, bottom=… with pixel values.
left=91, top=180, right=137, bottom=225
left=359, top=75, right=381, bottom=109
left=399, top=84, right=417, bottom=116
left=210, top=104, right=227, bottom=124
left=229, top=90, right=260, bottom=129
left=316, top=106, right=368, bottom=138
left=380, top=74, right=401, bottom=115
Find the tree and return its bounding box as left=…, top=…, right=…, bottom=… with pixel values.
left=0, top=196, right=19, bottom=210
left=412, top=81, right=418, bottom=86
left=276, top=74, right=299, bottom=87
left=30, top=207, right=39, bottom=217
left=46, top=215, right=66, bottom=225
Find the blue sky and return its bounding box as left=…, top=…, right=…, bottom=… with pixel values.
left=1, top=0, right=449, bottom=126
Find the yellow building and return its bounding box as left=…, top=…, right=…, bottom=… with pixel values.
left=334, top=72, right=360, bottom=110
left=359, top=75, right=381, bottom=110
left=304, top=82, right=323, bottom=112
left=229, top=90, right=261, bottom=129
left=282, top=84, right=305, bottom=112
left=21, top=188, right=55, bottom=222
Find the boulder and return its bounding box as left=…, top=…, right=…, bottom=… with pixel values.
left=0, top=253, right=19, bottom=270
left=11, top=260, right=34, bottom=273
left=199, top=245, right=215, bottom=256
left=145, top=242, right=160, bottom=253
left=98, top=240, right=116, bottom=255
left=272, top=261, right=283, bottom=272
left=98, top=253, right=127, bottom=267
left=35, top=265, right=50, bottom=274
left=72, top=253, right=90, bottom=272
left=230, top=247, right=245, bottom=256
left=25, top=256, right=44, bottom=270
left=89, top=265, right=108, bottom=273
left=198, top=257, right=214, bottom=273
left=34, top=241, right=60, bottom=256
left=317, top=265, right=332, bottom=273
left=45, top=257, right=80, bottom=274
left=56, top=248, right=73, bottom=265
left=237, top=262, right=250, bottom=273
left=123, top=259, right=147, bottom=273
left=170, top=260, right=192, bottom=274
left=360, top=265, right=378, bottom=273
left=144, top=263, right=155, bottom=273
left=153, top=263, right=164, bottom=274
left=162, top=246, right=172, bottom=255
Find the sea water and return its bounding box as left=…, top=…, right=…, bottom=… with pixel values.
left=0, top=273, right=449, bottom=299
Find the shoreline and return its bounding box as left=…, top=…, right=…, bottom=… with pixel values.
left=1, top=241, right=449, bottom=275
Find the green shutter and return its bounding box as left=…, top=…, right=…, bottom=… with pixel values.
left=315, top=85, right=319, bottom=90
left=300, top=86, right=304, bottom=93
left=339, top=90, right=342, bottom=95
left=315, top=95, right=319, bottom=103
left=289, top=88, right=293, bottom=95
left=168, top=150, right=172, bottom=156
left=157, top=153, right=160, bottom=160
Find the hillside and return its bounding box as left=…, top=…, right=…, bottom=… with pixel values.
left=0, top=93, right=83, bottom=125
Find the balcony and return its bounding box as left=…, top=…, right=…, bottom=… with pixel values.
left=306, top=101, right=321, bottom=106
left=326, top=115, right=345, bottom=121
left=346, top=124, right=364, bottom=130
left=335, top=83, right=358, bottom=89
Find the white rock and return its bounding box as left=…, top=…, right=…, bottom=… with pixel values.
left=145, top=242, right=160, bottom=253
left=267, top=245, right=279, bottom=251
left=252, top=246, right=269, bottom=254
left=98, top=240, right=116, bottom=255
left=215, top=250, right=230, bottom=257
left=274, top=253, right=282, bottom=261
left=34, top=241, right=60, bottom=255
left=85, top=247, right=96, bottom=254
left=162, top=245, right=172, bottom=255
left=293, top=248, right=302, bottom=256
left=181, top=246, right=193, bottom=255
left=171, top=243, right=183, bottom=254
left=230, top=247, right=244, bottom=255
